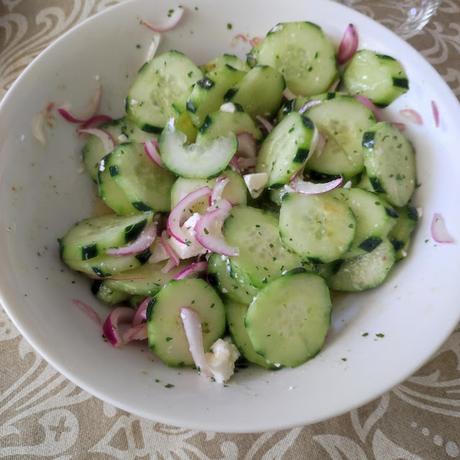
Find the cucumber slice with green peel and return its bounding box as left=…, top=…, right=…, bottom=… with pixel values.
left=102, top=143, right=175, bottom=212
left=203, top=54, right=250, bottom=73
left=160, top=121, right=237, bottom=179
left=208, top=254, right=258, bottom=304
left=362, top=122, right=416, bottom=207
left=187, top=65, right=246, bottom=126
left=306, top=95, right=376, bottom=178
left=225, top=299, right=275, bottom=369
left=102, top=261, right=187, bottom=296
left=256, top=22, right=338, bottom=96
left=344, top=50, right=409, bottom=107
left=223, top=206, right=306, bottom=288
left=331, top=188, right=398, bottom=259
left=60, top=212, right=153, bottom=263
left=147, top=279, right=226, bottom=367
left=83, top=118, right=157, bottom=181
left=256, top=112, right=316, bottom=187
left=279, top=193, right=356, bottom=263
left=126, top=51, right=203, bottom=132
left=389, top=205, right=418, bottom=260
left=225, top=65, right=285, bottom=118
left=245, top=272, right=332, bottom=367
left=329, top=238, right=396, bottom=292
left=94, top=282, right=129, bottom=305
left=171, top=169, right=247, bottom=213
left=196, top=110, right=262, bottom=141
left=97, top=156, right=139, bottom=216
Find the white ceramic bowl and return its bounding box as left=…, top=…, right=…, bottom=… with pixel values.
left=0, top=0, right=459, bottom=433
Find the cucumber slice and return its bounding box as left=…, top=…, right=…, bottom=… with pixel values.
left=223, top=206, right=305, bottom=288
left=225, top=299, right=275, bottom=369
left=147, top=279, right=225, bottom=367
left=98, top=155, right=139, bottom=216
left=329, top=238, right=396, bottom=291
left=196, top=110, right=262, bottom=141
left=203, top=54, right=250, bottom=73
left=171, top=169, right=247, bottom=213
left=344, top=50, right=409, bottom=107
left=93, top=282, right=129, bottom=305
left=208, top=254, right=258, bottom=304
left=256, top=112, right=316, bottom=187
left=126, top=51, right=203, bottom=132
left=102, top=261, right=186, bottom=296
left=245, top=272, right=332, bottom=367
left=102, top=143, right=175, bottom=212
left=331, top=188, right=397, bottom=258
left=362, top=122, right=416, bottom=207
left=187, top=65, right=246, bottom=126
left=256, top=22, right=338, bottom=96
left=160, top=121, right=237, bottom=179
left=389, top=205, right=418, bottom=260
left=279, top=193, right=356, bottom=263
left=226, top=65, right=285, bottom=118
left=306, top=95, right=376, bottom=177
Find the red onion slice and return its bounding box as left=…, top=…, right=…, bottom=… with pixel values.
left=290, top=177, right=343, bottom=195
left=431, top=100, right=440, bottom=128
left=160, top=232, right=180, bottom=274
left=72, top=299, right=102, bottom=325
left=78, top=128, right=115, bottom=154
left=338, top=24, right=359, bottom=65
left=210, top=176, right=230, bottom=208
left=102, top=307, right=135, bottom=347
left=149, top=239, right=169, bottom=263
left=283, top=88, right=296, bottom=100
left=195, top=199, right=239, bottom=256
left=255, top=115, right=273, bottom=133
left=237, top=132, right=257, bottom=159
left=106, top=222, right=157, bottom=256
left=123, top=324, right=148, bottom=343
left=355, top=95, right=382, bottom=121
left=180, top=307, right=212, bottom=377
left=249, top=36, right=263, bottom=48
left=133, top=297, right=152, bottom=326
left=328, top=78, right=341, bottom=92
left=299, top=99, right=322, bottom=114
left=168, top=186, right=212, bottom=243
left=399, top=109, right=423, bottom=125
left=392, top=122, right=406, bottom=132
left=139, top=7, right=184, bottom=33
left=173, top=261, right=208, bottom=280
left=144, top=139, right=164, bottom=167
left=57, top=83, right=102, bottom=124
left=431, top=213, right=455, bottom=244
left=81, top=114, right=113, bottom=129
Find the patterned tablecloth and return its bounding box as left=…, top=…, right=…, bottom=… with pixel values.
left=1, top=1, right=460, bottom=458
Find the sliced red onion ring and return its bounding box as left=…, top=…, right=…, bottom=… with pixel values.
left=328, top=78, right=341, bottom=92
left=392, top=122, right=406, bottom=132
left=81, top=114, right=113, bottom=129
left=195, top=199, right=239, bottom=256
left=102, top=307, right=135, bottom=347
left=57, top=83, right=102, bottom=124
left=32, top=112, right=47, bottom=145
left=290, top=177, right=343, bottom=195
left=283, top=88, right=296, bottom=100
left=78, top=128, right=115, bottom=154
left=106, top=222, right=157, bottom=256
left=255, top=115, right=273, bottom=133
left=312, top=130, right=327, bottom=157
left=72, top=299, right=102, bottom=325
left=338, top=24, right=359, bottom=65
left=123, top=324, right=148, bottom=343
left=237, top=132, right=257, bottom=159
left=139, top=7, right=184, bottom=33
left=180, top=307, right=212, bottom=377
left=144, top=139, right=164, bottom=167
left=211, top=176, right=230, bottom=208
left=431, top=213, right=455, bottom=244
left=149, top=239, right=169, bottom=263
left=162, top=258, right=178, bottom=274
left=168, top=186, right=212, bottom=243
left=431, top=100, right=440, bottom=128
left=146, top=33, right=161, bottom=61
left=249, top=36, right=263, bottom=47
left=173, top=261, right=208, bottom=280
left=355, top=95, right=382, bottom=121
left=160, top=232, right=180, bottom=274
left=229, top=156, right=241, bottom=173
left=133, top=297, right=151, bottom=326
left=399, top=109, right=423, bottom=125
left=299, top=99, right=322, bottom=114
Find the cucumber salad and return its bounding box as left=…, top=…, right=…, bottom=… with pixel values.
left=59, top=19, right=418, bottom=383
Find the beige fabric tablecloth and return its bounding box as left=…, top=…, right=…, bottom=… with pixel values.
left=1, top=1, right=460, bottom=458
